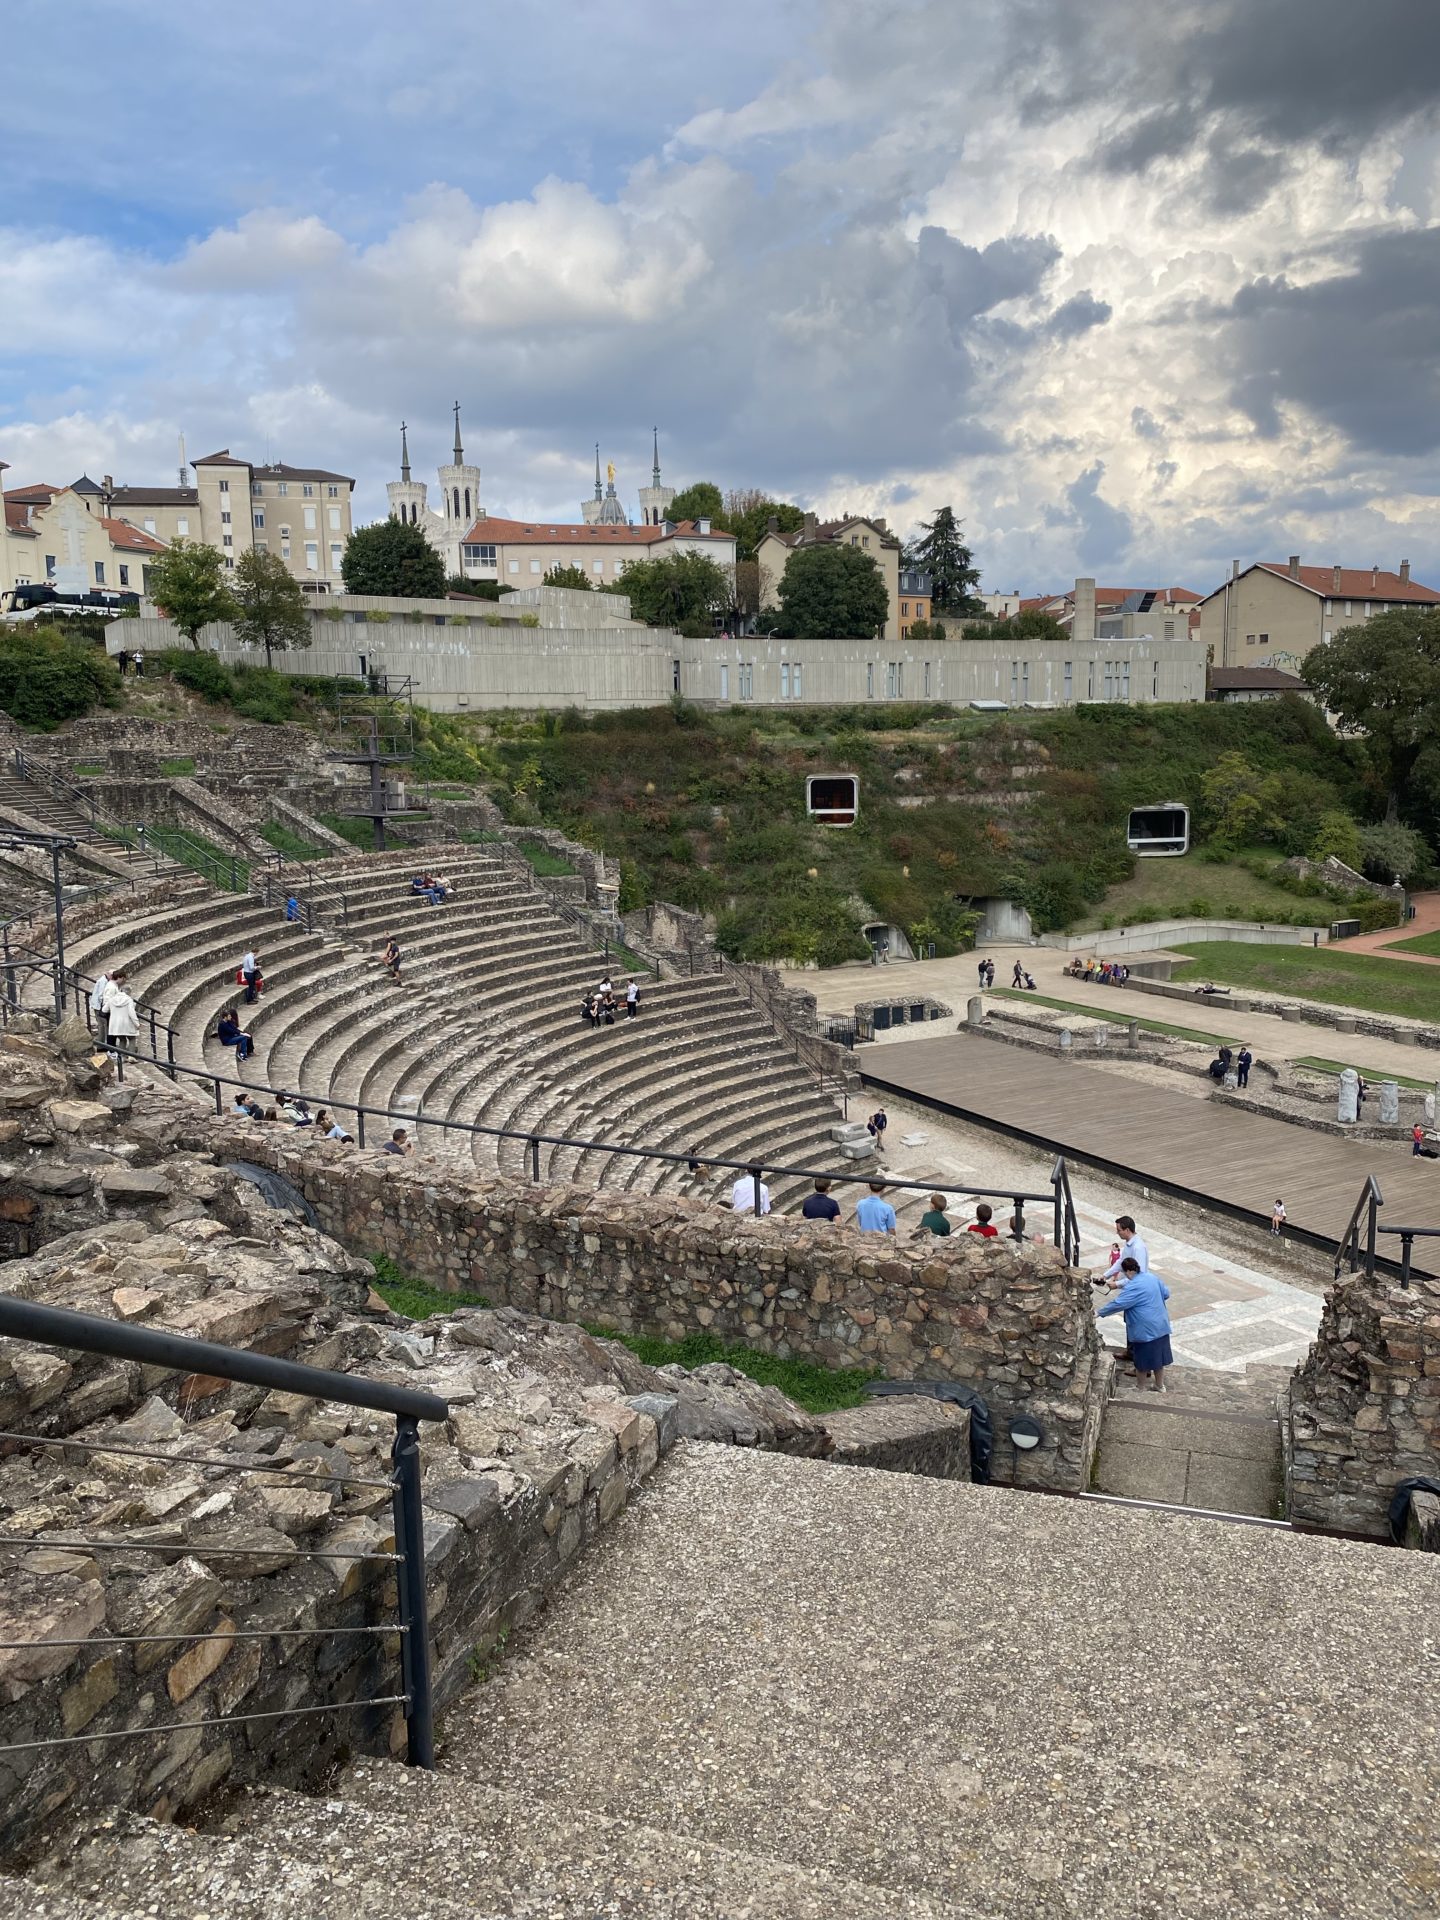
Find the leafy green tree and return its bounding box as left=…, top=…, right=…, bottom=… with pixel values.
left=1200, top=751, right=1284, bottom=851
left=603, top=551, right=731, bottom=632
left=663, top=482, right=725, bottom=527
left=543, top=563, right=593, bottom=592
left=1303, top=609, right=1440, bottom=821
left=146, top=540, right=237, bottom=649
left=1007, top=609, right=1066, bottom=642
left=445, top=574, right=514, bottom=600
left=342, top=518, right=446, bottom=598
left=908, top=506, right=983, bottom=616
left=1309, top=810, right=1363, bottom=868
left=724, top=492, right=805, bottom=561
left=233, top=548, right=311, bottom=670
left=775, top=543, right=889, bottom=638
left=0, top=624, right=120, bottom=729
left=1358, top=820, right=1427, bottom=885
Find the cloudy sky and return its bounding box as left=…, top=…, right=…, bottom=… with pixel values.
left=5, top=0, right=1440, bottom=593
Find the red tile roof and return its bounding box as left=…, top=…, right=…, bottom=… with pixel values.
left=3, top=503, right=37, bottom=536
left=191, top=450, right=250, bottom=468
left=100, top=516, right=168, bottom=553
left=1255, top=563, right=1440, bottom=603
left=459, top=516, right=732, bottom=547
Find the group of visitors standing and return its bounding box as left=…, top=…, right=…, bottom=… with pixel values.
left=87, top=967, right=139, bottom=1051
left=1093, top=1214, right=1173, bottom=1390
left=582, top=975, right=640, bottom=1027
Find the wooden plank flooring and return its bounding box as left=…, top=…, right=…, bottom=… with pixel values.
left=860, top=1033, right=1440, bottom=1275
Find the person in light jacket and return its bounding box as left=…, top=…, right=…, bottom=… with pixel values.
left=1098, top=1256, right=1172, bottom=1391
left=101, top=971, right=139, bottom=1052
left=89, top=969, right=113, bottom=1045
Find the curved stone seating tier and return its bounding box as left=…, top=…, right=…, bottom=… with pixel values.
left=51, top=853, right=846, bottom=1207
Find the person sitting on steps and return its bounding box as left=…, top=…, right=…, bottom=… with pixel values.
left=380, top=937, right=402, bottom=984
left=216, top=1008, right=253, bottom=1061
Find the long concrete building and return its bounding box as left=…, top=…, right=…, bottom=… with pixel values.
left=114, top=582, right=1207, bottom=713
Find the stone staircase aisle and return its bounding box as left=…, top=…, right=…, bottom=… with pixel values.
left=1091, top=1364, right=1290, bottom=1518
left=16, top=1443, right=1439, bottom=1918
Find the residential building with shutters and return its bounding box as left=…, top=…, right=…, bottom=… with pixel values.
left=1193, top=558, right=1440, bottom=671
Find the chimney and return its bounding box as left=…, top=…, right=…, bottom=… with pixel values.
left=803, top=511, right=818, bottom=533
left=1371, top=565, right=1379, bottom=590
left=874, top=517, right=888, bottom=533
left=1288, top=555, right=1300, bottom=580
left=767, top=514, right=778, bottom=533
left=1332, top=564, right=1343, bottom=592
left=697, top=516, right=710, bottom=535
left=103, top=474, right=114, bottom=492
left=1231, top=559, right=1240, bottom=581
left=1072, top=576, right=1097, bottom=647
left=1401, top=559, right=1411, bottom=584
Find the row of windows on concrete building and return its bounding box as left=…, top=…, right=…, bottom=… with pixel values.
left=706, top=658, right=1161, bottom=703
left=214, top=479, right=342, bottom=500
left=461, top=544, right=631, bottom=578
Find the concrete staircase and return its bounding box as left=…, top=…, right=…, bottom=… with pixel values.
left=1091, top=1364, right=1289, bottom=1518
left=16, top=1443, right=1438, bottom=1917
left=34, top=850, right=850, bottom=1210
left=0, top=768, right=110, bottom=847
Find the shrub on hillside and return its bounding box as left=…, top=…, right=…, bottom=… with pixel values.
left=0, top=625, right=119, bottom=729
left=1018, top=859, right=1089, bottom=932
left=157, top=647, right=235, bottom=702
left=1358, top=820, right=1427, bottom=885
left=229, top=666, right=295, bottom=725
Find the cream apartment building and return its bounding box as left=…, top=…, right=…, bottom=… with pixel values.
left=456, top=513, right=736, bottom=588
left=1194, top=558, right=1440, bottom=670
left=0, top=477, right=167, bottom=593
left=755, top=512, right=904, bottom=641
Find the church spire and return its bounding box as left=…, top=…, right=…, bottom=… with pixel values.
left=452, top=401, right=464, bottom=463
left=400, top=421, right=411, bottom=482
left=651, top=426, right=661, bottom=488
left=593, top=442, right=603, bottom=501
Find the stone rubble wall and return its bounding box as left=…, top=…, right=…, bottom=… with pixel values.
left=819, top=1397, right=971, bottom=1479
left=1284, top=1269, right=1440, bottom=1537
left=176, top=1120, right=1111, bottom=1494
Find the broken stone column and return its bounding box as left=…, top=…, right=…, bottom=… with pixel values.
left=1379, top=1081, right=1400, bottom=1124
left=1427, top=1092, right=1436, bottom=1125
left=1338, top=1068, right=1360, bottom=1124
left=1058, top=1027, right=1072, bottom=1051
left=967, top=996, right=984, bottom=1028
left=1126, top=1020, right=1140, bottom=1050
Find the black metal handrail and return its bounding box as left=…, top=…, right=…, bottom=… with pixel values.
left=0, top=1293, right=444, bottom=1768
left=1335, top=1175, right=1384, bottom=1279
left=12, top=748, right=246, bottom=892
left=713, top=953, right=851, bottom=1114
left=1051, top=1154, right=1082, bottom=1267
left=1376, top=1223, right=1436, bottom=1291
left=0, top=930, right=178, bottom=1070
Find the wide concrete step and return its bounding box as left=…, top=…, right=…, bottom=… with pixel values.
left=221, top=1769, right=961, bottom=1920
left=1094, top=1378, right=1284, bottom=1517
left=436, top=1443, right=1440, bottom=1918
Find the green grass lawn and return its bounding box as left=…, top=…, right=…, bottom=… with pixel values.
left=517, top=840, right=577, bottom=877
left=1379, top=928, right=1440, bottom=958
left=583, top=1325, right=878, bottom=1413
left=992, top=986, right=1241, bottom=1047
left=370, top=1255, right=489, bottom=1320
left=261, top=821, right=328, bottom=862
left=1078, top=849, right=1316, bottom=932
left=1295, top=1056, right=1433, bottom=1092
left=1173, top=942, right=1440, bottom=1024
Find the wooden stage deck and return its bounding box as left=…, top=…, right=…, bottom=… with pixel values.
left=859, top=1032, right=1440, bottom=1276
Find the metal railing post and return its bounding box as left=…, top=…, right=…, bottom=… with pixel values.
left=390, top=1414, right=436, bottom=1768
left=529, top=1136, right=540, bottom=1181
left=1399, top=1233, right=1414, bottom=1290
left=357, top=1108, right=367, bottom=1149
left=752, top=1167, right=763, bottom=1216
left=1013, top=1196, right=1025, bottom=1240
left=1365, top=1190, right=1378, bottom=1279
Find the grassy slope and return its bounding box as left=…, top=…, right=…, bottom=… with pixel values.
left=1173, top=942, right=1440, bottom=1023
left=586, top=1325, right=878, bottom=1414
left=1075, top=850, right=1314, bottom=931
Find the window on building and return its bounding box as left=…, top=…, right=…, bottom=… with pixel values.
left=253, top=512, right=265, bottom=529
left=94, top=561, right=105, bottom=585
left=739, top=662, right=753, bottom=700
left=278, top=482, right=288, bottom=496
left=303, top=507, right=317, bottom=531
left=330, top=543, right=343, bottom=572
left=923, top=661, right=931, bottom=698
left=1121, top=662, right=1130, bottom=700
left=464, top=488, right=471, bottom=520
left=219, top=480, right=229, bottom=494
left=463, top=543, right=497, bottom=568
left=281, top=541, right=291, bottom=561
left=176, top=517, right=189, bottom=536
left=793, top=663, right=803, bottom=700
left=302, top=483, right=314, bottom=497
left=328, top=508, right=341, bottom=531
left=1259, top=632, right=1268, bottom=644
left=719, top=664, right=729, bottom=701
left=507, top=560, right=520, bottom=574
left=887, top=662, right=903, bottom=698
left=1087, top=662, right=1095, bottom=699
left=45, top=555, right=56, bottom=579
left=1064, top=661, right=1073, bottom=702
left=223, top=534, right=233, bottom=547
left=143, top=518, right=157, bottom=534
left=1246, top=633, right=1256, bottom=645
left=279, top=524, right=290, bottom=537
left=901, top=602, right=910, bottom=619
left=1344, top=600, right=1353, bottom=615
left=593, top=560, right=604, bottom=574
left=862, top=535, right=870, bottom=548
left=673, top=658, right=681, bottom=693
left=256, top=539, right=268, bottom=551
left=1010, top=660, right=1019, bottom=702
left=304, top=542, right=319, bottom=571
left=866, top=662, right=874, bottom=699
left=781, top=663, right=791, bottom=700
left=529, top=559, right=541, bottom=574
left=118, top=565, right=129, bottom=587
left=221, top=510, right=231, bottom=525
left=452, top=489, right=461, bottom=519
left=328, top=484, right=338, bottom=498
left=1153, top=661, right=1160, bottom=698
left=252, top=484, right=262, bottom=498
left=1021, top=661, right=1030, bottom=702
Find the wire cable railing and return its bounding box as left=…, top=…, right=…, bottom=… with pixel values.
left=0, top=1293, right=445, bottom=1767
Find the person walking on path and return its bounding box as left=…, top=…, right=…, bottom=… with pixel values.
left=626, top=981, right=640, bottom=1019
left=89, top=967, right=113, bottom=1046
left=1271, top=1197, right=1286, bottom=1236
left=865, top=1107, right=888, bottom=1148
left=1236, top=1045, right=1253, bottom=1089
left=101, top=971, right=138, bottom=1053
left=856, top=1179, right=896, bottom=1233
left=1099, top=1215, right=1148, bottom=1285
left=977, top=957, right=988, bottom=989
left=1012, top=960, right=1025, bottom=988
left=802, top=1178, right=841, bottom=1221
left=730, top=1168, right=771, bottom=1216
left=920, top=1193, right=951, bottom=1236
left=1098, top=1256, right=1172, bottom=1391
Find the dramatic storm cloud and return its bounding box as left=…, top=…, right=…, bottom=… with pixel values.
left=4, top=0, right=1440, bottom=593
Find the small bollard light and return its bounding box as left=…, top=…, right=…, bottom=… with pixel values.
left=1009, top=1413, right=1044, bottom=1453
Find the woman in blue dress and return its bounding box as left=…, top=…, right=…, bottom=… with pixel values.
left=1098, top=1255, right=1172, bottom=1391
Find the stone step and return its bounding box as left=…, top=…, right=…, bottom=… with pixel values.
left=224, top=1770, right=961, bottom=1920
left=435, top=1441, right=1439, bottom=1919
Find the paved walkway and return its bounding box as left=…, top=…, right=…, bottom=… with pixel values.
left=1332, top=888, right=1440, bottom=964
left=789, top=947, right=1440, bottom=1085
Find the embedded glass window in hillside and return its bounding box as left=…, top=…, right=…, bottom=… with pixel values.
left=1153, top=660, right=1160, bottom=697
left=1021, top=661, right=1030, bottom=702
left=922, top=661, right=930, bottom=697
left=1010, top=660, right=1018, bottom=702
left=1121, top=662, right=1130, bottom=700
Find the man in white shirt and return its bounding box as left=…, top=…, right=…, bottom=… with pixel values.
left=1100, top=1215, right=1149, bottom=1286
left=89, top=969, right=112, bottom=1045
left=730, top=1168, right=772, bottom=1216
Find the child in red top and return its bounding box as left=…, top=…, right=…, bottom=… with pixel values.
left=966, top=1202, right=1000, bottom=1238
